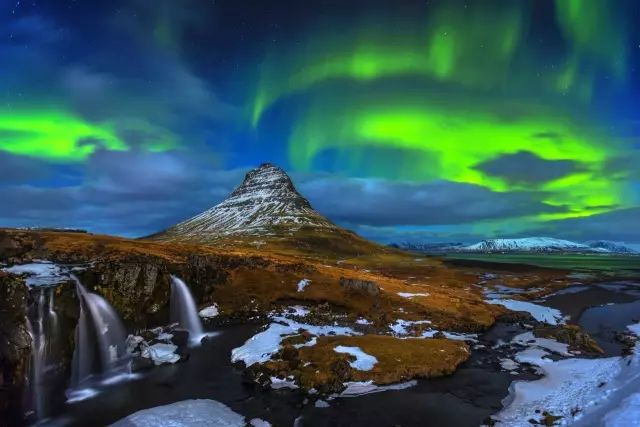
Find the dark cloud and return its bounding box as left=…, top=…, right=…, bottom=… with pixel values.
left=527, top=207, right=640, bottom=242
left=475, top=151, right=581, bottom=185
left=297, top=176, right=564, bottom=227
left=0, top=150, right=246, bottom=237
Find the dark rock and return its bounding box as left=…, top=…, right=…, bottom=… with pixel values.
left=0, top=273, right=31, bottom=425
left=130, top=356, right=155, bottom=372
left=170, top=329, right=190, bottom=348
left=339, top=277, right=380, bottom=296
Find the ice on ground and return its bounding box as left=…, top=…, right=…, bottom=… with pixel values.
left=494, top=323, right=640, bottom=426
left=198, top=304, right=219, bottom=318
left=355, top=318, right=371, bottom=325
left=287, top=305, right=310, bottom=317
left=110, top=399, right=245, bottom=427
left=297, top=278, right=311, bottom=292
left=141, top=343, right=180, bottom=365
left=339, top=380, right=417, bottom=397
left=486, top=298, right=565, bottom=325
left=420, top=329, right=478, bottom=342
left=389, top=319, right=431, bottom=336
left=249, top=419, right=271, bottom=427
left=3, top=261, right=69, bottom=287
left=604, top=393, right=640, bottom=427
left=334, top=346, right=378, bottom=371
left=315, top=400, right=330, bottom=408
left=500, top=358, right=519, bottom=371
left=231, top=316, right=359, bottom=367
left=397, top=292, right=430, bottom=298
left=270, top=376, right=299, bottom=390
left=511, top=332, right=571, bottom=356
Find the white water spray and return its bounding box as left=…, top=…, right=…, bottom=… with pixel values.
left=26, top=287, right=58, bottom=420
left=170, top=276, right=204, bottom=344
left=70, top=276, right=129, bottom=389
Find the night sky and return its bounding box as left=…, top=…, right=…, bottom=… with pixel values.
left=2, top=0, right=639, bottom=244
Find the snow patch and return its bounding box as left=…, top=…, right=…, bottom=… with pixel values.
left=297, top=279, right=311, bottom=292
left=270, top=376, right=299, bottom=390
left=397, top=292, right=430, bottom=298
left=231, top=316, right=359, bottom=367
left=111, top=399, right=245, bottom=427
left=494, top=323, right=640, bottom=426
left=198, top=305, right=219, bottom=319
left=486, top=299, right=565, bottom=325
left=334, top=346, right=378, bottom=371
left=3, top=261, right=69, bottom=287
left=511, top=332, right=572, bottom=356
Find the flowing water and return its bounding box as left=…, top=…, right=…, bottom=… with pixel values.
left=69, top=277, right=130, bottom=391
left=170, top=276, right=205, bottom=344
left=25, top=287, right=60, bottom=421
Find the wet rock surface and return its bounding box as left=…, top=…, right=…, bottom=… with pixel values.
left=0, top=273, right=31, bottom=426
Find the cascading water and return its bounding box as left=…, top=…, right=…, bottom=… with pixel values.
left=70, top=276, right=129, bottom=390
left=170, top=276, right=205, bottom=344
left=26, top=286, right=59, bottom=420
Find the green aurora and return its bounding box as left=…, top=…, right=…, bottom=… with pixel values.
left=249, top=0, right=634, bottom=231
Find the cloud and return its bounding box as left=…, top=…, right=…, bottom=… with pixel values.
left=297, top=175, right=564, bottom=227
left=0, top=150, right=246, bottom=236
left=475, top=151, right=581, bottom=185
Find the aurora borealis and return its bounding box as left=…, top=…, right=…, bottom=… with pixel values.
left=1, top=0, right=639, bottom=243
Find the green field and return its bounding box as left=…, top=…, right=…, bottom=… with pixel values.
left=442, top=253, right=640, bottom=274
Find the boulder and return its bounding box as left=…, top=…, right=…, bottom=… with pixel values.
left=339, top=277, right=380, bottom=296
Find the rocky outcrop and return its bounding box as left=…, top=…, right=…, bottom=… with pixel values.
left=0, top=273, right=31, bottom=425
left=534, top=324, right=604, bottom=354
left=339, top=277, right=380, bottom=296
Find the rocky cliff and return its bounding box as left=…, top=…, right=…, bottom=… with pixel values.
left=0, top=273, right=31, bottom=426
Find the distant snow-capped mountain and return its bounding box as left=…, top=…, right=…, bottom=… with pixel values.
left=388, top=242, right=465, bottom=253
left=585, top=240, right=638, bottom=254
left=390, top=237, right=639, bottom=254
left=462, top=237, right=590, bottom=252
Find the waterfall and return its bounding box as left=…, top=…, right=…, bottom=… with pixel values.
left=26, top=287, right=58, bottom=420
left=70, top=276, right=129, bottom=389
left=170, top=276, right=204, bottom=344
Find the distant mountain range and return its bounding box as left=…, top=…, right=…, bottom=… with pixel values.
left=390, top=237, right=639, bottom=254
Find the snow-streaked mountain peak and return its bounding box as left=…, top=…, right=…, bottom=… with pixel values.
left=155, top=163, right=336, bottom=239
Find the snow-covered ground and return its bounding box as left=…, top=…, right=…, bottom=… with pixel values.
left=494, top=323, right=640, bottom=426
left=111, top=399, right=245, bottom=427
left=231, top=315, right=359, bottom=367
left=3, top=261, right=70, bottom=286
left=388, top=319, right=477, bottom=341
left=486, top=298, right=565, bottom=325
left=397, top=292, right=430, bottom=298
left=334, top=346, right=378, bottom=371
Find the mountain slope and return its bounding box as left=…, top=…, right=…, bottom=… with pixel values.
left=586, top=240, right=638, bottom=254
left=147, top=163, right=386, bottom=257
